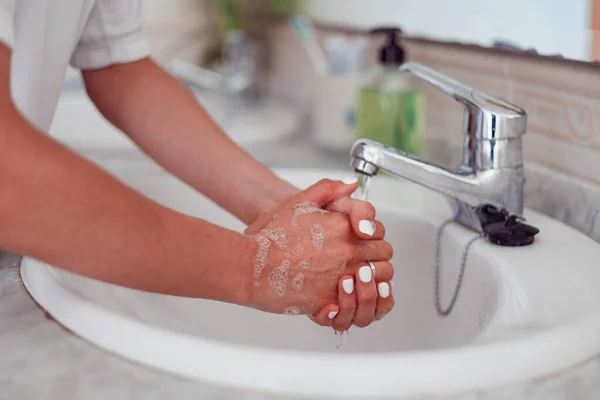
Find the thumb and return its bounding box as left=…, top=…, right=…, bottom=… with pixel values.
left=292, top=178, right=358, bottom=206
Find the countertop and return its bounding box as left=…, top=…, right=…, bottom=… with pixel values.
left=0, top=134, right=352, bottom=400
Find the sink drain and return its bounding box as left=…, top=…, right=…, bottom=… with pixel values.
left=434, top=204, right=540, bottom=317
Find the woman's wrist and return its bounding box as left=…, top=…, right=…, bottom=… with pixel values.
left=253, top=179, right=299, bottom=220
left=153, top=208, right=258, bottom=305
left=230, top=231, right=259, bottom=307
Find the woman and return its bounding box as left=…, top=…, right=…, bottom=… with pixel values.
left=0, top=0, right=394, bottom=331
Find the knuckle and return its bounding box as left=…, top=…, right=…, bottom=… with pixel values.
left=345, top=296, right=357, bottom=309
left=380, top=302, right=395, bottom=317
left=382, top=241, right=394, bottom=259
left=359, top=290, right=377, bottom=303
left=382, top=302, right=394, bottom=313
left=347, top=300, right=358, bottom=312
left=377, top=221, right=386, bottom=237
left=333, top=322, right=351, bottom=332
left=349, top=244, right=361, bottom=261
left=355, top=320, right=372, bottom=328
left=318, top=179, right=336, bottom=190
left=332, top=212, right=350, bottom=226
left=387, top=262, right=395, bottom=280
left=329, top=198, right=346, bottom=213
left=364, top=202, right=376, bottom=219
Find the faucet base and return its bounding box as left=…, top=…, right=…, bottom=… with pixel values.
left=451, top=200, right=485, bottom=232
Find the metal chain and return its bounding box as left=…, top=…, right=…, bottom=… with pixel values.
left=434, top=217, right=485, bottom=317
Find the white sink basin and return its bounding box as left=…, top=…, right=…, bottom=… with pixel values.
left=21, top=160, right=600, bottom=397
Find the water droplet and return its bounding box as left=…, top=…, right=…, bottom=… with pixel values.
left=352, top=173, right=371, bottom=201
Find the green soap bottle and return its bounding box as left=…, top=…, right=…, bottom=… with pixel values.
left=357, top=28, right=424, bottom=156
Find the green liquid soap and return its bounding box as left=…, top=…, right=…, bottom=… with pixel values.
left=357, top=87, right=425, bottom=156
left=355, top=27, right=425, bottom=157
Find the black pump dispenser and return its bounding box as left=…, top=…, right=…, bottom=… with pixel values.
left=371, top=27, right=405, bottom=66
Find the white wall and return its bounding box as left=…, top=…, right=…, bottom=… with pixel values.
left=305, top=0, right=592, bottom=61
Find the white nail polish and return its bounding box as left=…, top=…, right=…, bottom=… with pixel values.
left=359, top=220, right=376, bottom=236
left=328, top=311, right=338, bottom=319
left=342, top=177, right=358, bottom=185
left=359, top=266, right=372, bottom=283
left=342, top=278, right=354, bottom=294
left=378, top=282, right=390, bottom=298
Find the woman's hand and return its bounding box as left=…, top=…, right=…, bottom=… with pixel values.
left=310, top=261, right=395, bottom=331
left=243, top=179, right=393, bottom=316
left=308, top=196, right=395, bottom=331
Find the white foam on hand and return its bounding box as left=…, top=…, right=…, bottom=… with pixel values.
left=311, top=223, right=326, bottom=251
left=268, top=259, right=291, bottom=297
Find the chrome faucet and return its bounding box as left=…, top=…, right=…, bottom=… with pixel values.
left=350, top=62, right=527, bottom=232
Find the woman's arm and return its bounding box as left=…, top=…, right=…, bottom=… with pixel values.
left=0, top=46, right=255, bottom=305
left=82, top=58, right=299, bottom=225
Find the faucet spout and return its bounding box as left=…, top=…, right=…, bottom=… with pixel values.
left=349, top=62, right=527, bottom=232
left=351, top=139, right=477, bottom=201
left=351, top=140, right=524, bottom=232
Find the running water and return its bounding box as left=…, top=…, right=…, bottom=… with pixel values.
left=336, top=172, right=372, bottom=352
left=352, top=172, right=372, bottom=202
left=335, top=330, right=348, bottom=352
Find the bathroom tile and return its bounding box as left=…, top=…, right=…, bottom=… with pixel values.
left=405, top=39, right=510, bottom=78
left=507, top=55, right=600, bottom=99
left=425, top=108, right=463, bottom=141
left=445, top=68, right=510, bottom=98
left=524, top=164, right=600, bottom=243
left=524, top=133, right=600, bottom=186
left=512, top=83, right=600, bottom=151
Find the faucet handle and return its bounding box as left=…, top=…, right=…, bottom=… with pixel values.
left=400, top=62, right=527, bottom=140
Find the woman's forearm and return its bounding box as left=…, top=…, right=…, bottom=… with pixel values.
left=0, top=105, right=255, bottom=305
left=82, top=58, right=298, bottom=225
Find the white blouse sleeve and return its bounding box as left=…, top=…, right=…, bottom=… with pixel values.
left=0, top=0, right=16, bottom=49
left=70, top=0, right=150, bottom=69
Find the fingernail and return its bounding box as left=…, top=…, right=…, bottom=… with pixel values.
left=378, top=282, right=390, bottom=298
left=359, top=266, right=372, bottom=283
left=328, top=310, right=338, bottom=319
left=359, top=220, right=376, bottom=236
left=342, top=278, right=354, bottom=294
left=342, top=177, right=358, bottom=185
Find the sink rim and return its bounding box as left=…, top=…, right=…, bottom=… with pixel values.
left=20, top=167, right=600, bottom=397
left=21, top=259, right=600, bottom=397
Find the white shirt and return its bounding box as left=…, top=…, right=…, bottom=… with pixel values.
left=0, top=0, right=149, bottom=131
